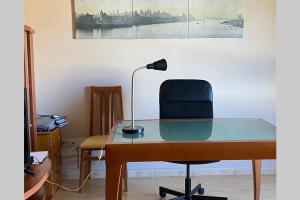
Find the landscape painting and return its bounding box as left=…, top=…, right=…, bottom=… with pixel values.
left=73, top=0, right=244, bottom=39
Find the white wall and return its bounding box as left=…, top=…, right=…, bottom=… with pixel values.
left=25, top=0, right=276, bottom=178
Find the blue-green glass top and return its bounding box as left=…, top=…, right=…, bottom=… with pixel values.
left=112, top=119, right=276, bottom=143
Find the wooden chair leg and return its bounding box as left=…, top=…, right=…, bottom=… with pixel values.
left=252, top=160, right=262, bottom=200
left=123, top=162, right=128, bottom=192
left=79, top=149, right=84, bottom=193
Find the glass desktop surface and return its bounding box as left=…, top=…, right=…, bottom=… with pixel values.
left=112, top=119, right=276, bottom=144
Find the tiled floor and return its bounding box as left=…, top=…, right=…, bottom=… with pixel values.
left=54, top=175, right=275, bottom=200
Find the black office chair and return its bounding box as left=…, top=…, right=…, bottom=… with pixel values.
left=159, top=79, right=227, bottom=200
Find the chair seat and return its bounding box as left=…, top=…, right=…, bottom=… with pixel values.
left=80, top=135, right=108, bottom=149
left=168, top=160, right=219, bottom=164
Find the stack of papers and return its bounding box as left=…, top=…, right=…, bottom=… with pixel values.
left=36, top=114, right=68, bottom=131
left=30, top=151, right=48, bottom=165
left=36, top=117, right=56, bottom=132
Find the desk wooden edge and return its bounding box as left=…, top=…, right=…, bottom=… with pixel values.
left=24, top=158, right=51, bottom=199
left=24, top=172, right=49, bottom=199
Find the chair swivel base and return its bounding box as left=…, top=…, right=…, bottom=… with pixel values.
left=159, top=184, right=227, bottom=200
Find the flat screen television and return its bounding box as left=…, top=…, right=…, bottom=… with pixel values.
left=24, top=88, right=33, bottom=171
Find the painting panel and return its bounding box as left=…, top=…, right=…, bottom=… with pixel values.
left=133, top=0, right=188, bottom=39
left=73, top=0, right=133, bottom=39
left=189, top=0, right=244, bottom=38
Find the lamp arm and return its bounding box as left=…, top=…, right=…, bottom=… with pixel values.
left=131, top=66, right=147, bottom=128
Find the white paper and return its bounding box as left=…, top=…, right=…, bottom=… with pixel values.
left=30, top=151, right=48, bottom=165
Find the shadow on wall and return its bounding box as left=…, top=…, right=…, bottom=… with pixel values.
left=58, top=67, right=129, bottom=173
left=57, top=66, right=129, bottom=139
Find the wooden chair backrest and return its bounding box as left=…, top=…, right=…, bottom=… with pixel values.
left=89, top=86, right=124, bottom=136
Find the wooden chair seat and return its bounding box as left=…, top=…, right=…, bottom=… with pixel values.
left=80, top=135, right=108, bottom=150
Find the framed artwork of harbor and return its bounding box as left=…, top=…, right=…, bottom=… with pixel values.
left=72, top=0, right=244, bottom=39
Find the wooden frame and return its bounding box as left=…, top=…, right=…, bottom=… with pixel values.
left=105, top=119, right=276, bottom=200
left=24, top=25, right=37, bottom=151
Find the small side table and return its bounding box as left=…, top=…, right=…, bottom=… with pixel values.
left=36, top=128, right=62, bottom=196
left=24, top=158, right=51, bottom=200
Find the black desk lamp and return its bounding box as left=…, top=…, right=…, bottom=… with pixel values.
left=122, top=59, right=167, bottom=134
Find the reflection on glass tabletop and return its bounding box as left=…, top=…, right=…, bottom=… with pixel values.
left=112, top=119, right=276, bottom=144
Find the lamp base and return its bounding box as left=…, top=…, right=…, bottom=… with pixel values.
left=122, top=126, right=144, bottom=134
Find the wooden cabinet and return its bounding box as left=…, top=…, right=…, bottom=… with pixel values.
left=36, top=128, right=62, bottom=196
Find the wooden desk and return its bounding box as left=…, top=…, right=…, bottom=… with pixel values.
left=105, top=119, right=276, bottom=200
left=24, top=158, right=51, bottom=200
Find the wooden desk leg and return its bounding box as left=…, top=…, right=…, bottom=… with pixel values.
left=118, top=164, right=123, bottom=200
left=252, top=160, right=261, bottom=200
left=106, top=158, right=123, bottom=200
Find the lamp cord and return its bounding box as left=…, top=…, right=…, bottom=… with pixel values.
left=43, top=148, right=104, bottom=192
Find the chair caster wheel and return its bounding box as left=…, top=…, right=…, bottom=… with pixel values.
left=198, top=187, right=205, bottom=194
left=159, top=191, right=167, bottom=198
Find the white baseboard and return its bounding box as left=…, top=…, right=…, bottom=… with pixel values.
left=62, top=168, right=276, bottom=180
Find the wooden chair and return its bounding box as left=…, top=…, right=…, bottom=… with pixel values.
left=78, top=86, right=128, bottom=193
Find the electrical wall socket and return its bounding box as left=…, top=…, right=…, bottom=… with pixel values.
left=62, top=140, right=75, bottom=145
left=62, top=138, right=84, bottom=146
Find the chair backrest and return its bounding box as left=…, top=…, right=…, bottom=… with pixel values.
left=89, top=86, right=124, bottom=136
left=159, top=79, right=213, bottom=119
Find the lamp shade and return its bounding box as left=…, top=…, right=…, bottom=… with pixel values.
left=146, top=59, right=167, bottom=71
